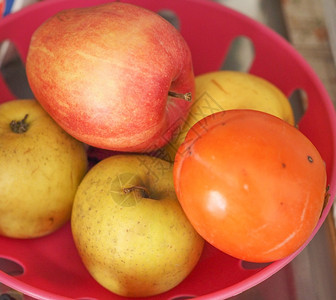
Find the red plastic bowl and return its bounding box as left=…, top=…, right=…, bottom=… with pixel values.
left=0, top=0, right=335, bottom=299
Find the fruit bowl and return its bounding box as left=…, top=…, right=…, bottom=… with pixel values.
left=0, top=0, right=335, bottom=299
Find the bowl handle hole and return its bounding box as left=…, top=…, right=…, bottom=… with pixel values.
left=241, top=260, right=272, bottom=270
left=0, top=258, right=24, bottom=276
left=288, top=88, right=308, bottom=125
left=221, top=35, right=255, bottom=73
left=0, top=40, right=34, bottom=100
left=157, top=9, right=180, bottom=31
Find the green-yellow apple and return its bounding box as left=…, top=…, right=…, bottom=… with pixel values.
left=26, top=2, right=194, bottom=152
left=156, top=70, right=295, bottom=162
left=71, top=154, right=204, bottom=298
left=0, top=99, right=88, bottom=238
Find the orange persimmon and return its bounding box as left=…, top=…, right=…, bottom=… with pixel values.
left=173, top=109, right=327, bottom=262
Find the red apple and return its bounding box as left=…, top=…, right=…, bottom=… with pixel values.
left=26, top=2, right=194, bottom=152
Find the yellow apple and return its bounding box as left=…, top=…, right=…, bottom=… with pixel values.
left=157, top=70, right=295, bottom=162
left=0, top=99, right=88, bottom=238
left=71, top=154, right=204, bottom=298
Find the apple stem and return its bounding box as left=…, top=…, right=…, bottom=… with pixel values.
left=168, top=91, right=192, bottom=102
left=123, top=186, right=150, bottom=198
left=10, top=114, right=29, bottom=134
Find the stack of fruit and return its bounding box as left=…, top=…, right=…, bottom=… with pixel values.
left=0, top=2, right=328, bottom=298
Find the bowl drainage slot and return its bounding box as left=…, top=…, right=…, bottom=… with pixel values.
left=0, top=258, right=24, bottom=277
